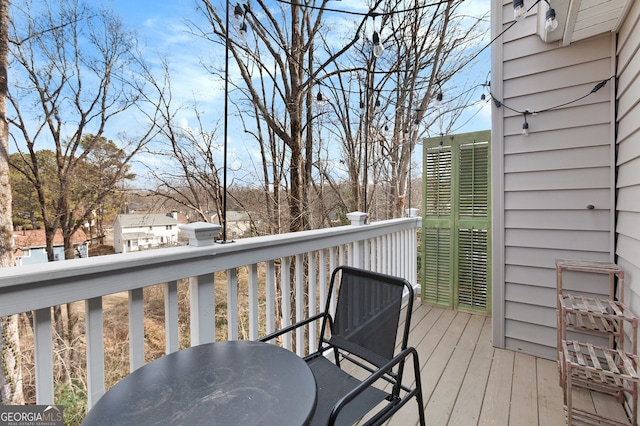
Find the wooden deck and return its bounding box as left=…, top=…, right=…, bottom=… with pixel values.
left=384, top=302, right=630, bottom=426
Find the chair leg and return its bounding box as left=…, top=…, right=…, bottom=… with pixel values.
left=412, top=352, right=426, bottom=426
left=416, top=391, right=426, bottom=426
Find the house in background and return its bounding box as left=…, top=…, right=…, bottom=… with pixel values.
left=490, top=0, right=638, bottom=359
left=13, top=229, right=89, bottom=266
left=113, top=213, right=180, bottom=253
left=208, top=210, right=252, bottom=239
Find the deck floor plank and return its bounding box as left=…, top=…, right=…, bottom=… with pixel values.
left=424, top=311, right=484, bottom=425
left=447, top=315, right=494, bottom=426
left=536, top=358, right=566, bottom=425
left=510, top=352, right=539, bottom=425
left=478, top=348, right=515, bottom=425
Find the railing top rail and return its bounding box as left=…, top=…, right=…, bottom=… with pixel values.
left=0, top=217, right=420, bottom=317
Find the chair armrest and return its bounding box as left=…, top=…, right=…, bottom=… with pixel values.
left=259, top=312, right=327, bottom=343
left=328, top=346, right=422, bottom=426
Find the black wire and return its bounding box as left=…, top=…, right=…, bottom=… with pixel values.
left=489, top=76, right=614, bottom=115
left=273, top=0, right=454, bottom=17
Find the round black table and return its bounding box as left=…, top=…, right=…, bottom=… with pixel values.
left=83, top=340, right=317, bottom=426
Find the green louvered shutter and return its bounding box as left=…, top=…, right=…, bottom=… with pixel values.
left=424, top=225, right=452, bottom=305
left=422, top=133, right=491, bottom=313
left=423, top=147, right=453, bottom=306
left=457, top=142, right=490, bottom=311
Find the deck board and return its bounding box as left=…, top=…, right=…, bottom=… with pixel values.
left=447, top=316, right=493, bottom=426
left=536, top=358, right=565, bottom=425
left=511, top=352, right=539, bottom=424
left=478, top=348, right=514, bottom=425
left=383, top=302, right=631, bottom=425
left=424, top=312, right=483, bottom=424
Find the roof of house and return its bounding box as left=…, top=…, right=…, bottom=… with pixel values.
left=13, top=229, right=89, bottom=249
left=227, top=211, right=251, bottom=222
left=115, top=213, right=178, bottom=228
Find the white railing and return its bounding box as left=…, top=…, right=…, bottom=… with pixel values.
left=0, top=213, right=421, bottom=410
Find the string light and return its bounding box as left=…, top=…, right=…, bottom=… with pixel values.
left=315, top=91, right=329, bottom=106
left=233, top=4, right=244, bottom=22
left=544, top=1, right=558, bottom=32
left=522, top=112, right=529, bottom=136
left=372, top=30, right=384, bottom=58
left=513, top=0, right=526, bottom=21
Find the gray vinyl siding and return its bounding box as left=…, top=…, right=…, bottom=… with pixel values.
left=492, top=0, right=616, bottom=359
left=616, top=0, right=640, bottom=351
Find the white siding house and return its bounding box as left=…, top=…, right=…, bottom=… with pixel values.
left=113, top=213, right=179, bottom=253
left=491, top=0, right=636, bottom=359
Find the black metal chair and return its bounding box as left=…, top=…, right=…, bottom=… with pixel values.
left=260, top=265, right=425, bottom=426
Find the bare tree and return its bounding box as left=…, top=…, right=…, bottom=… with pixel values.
left=8, top=0, right=156, bottom=261
left=316, top=0, right=488, bottom=219
left=7, top=0, right=158, bottom=385
left=195, top=0, right=379, bottom=232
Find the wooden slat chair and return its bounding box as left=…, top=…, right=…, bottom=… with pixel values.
left=260, top=266, right=425, bottom=426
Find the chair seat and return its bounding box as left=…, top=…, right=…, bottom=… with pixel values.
left=307, top=355, right=389, bottom=426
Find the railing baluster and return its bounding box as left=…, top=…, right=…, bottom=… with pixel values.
left=308, top=252, right=317, bottom=349
left=295, top=254, right=304, bottom=356
left=248, top=264, right=258, bottom=340
left=164, top=280, right=179, bottom=354
left=189, top=274, right=215, bottom=345
left=281, top=256, right=291, bottom=350
left=330, top=246, right=338, bottom=315
left=128, top=288, right=144, bottom=371
left=34, top=308, right=54, bottom=404
left=227, top=268, right=238, bottom=341
left=85, top=297, right=104, bottom=408
left=265, top=260, right=276, bottom=336
left=352, top=239, right=362, bottom=268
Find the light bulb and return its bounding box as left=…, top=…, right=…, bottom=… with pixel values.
left=513, top=0, right=526, bottom=21
left=545, top=8, right=558, bottom=32
left=315, top=92, right=328, bottom=106
left=372, top=31, right=384, bottom=58
left=522, top=121, right=529, bottom=136
left=233, top=4, right=244, bottom=22
left=435, top=92, right=443, bottom=108
left=238, top=21, right=247, bottom=40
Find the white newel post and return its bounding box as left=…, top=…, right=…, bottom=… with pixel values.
left=179, top=222, right=221, bottom=246
left=347, top=212, right=367, bottom=268
left=406, top=208, right=419, bottom=218
left=179, top=222, right=221, bottom=345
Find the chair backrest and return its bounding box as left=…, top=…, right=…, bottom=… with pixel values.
left=324, top=266, right=414, bottom=368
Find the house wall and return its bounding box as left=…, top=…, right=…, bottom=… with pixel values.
left=113, top=219, right=125, bottom=253
left=616, top=1, right=640, bottom=336
left=113, top=216, right=179, bottom=253
left=491, top=0, right=617, bottom=359
left=17, top=244, right=88, bottom=266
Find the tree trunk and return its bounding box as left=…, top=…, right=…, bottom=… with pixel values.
left=0, top=0, right=25, bottom=405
